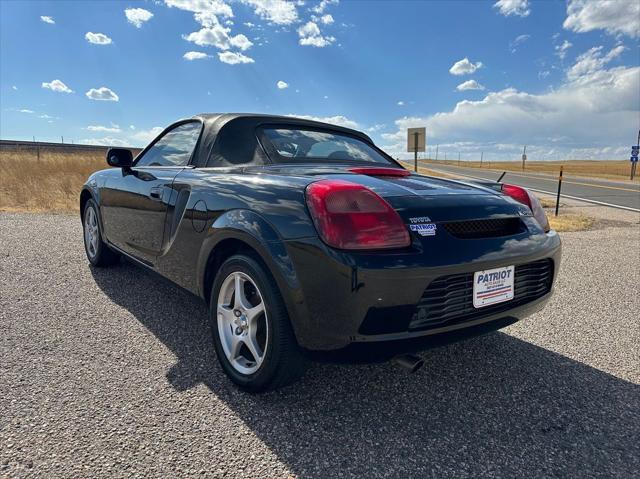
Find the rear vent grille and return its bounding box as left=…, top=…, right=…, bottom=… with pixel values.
left=409, top=259, right=553, bottom=331
left=443, top=217, right=525, bottom=239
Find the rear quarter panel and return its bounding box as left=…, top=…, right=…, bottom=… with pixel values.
left=154, top=168, right=317, bottom=297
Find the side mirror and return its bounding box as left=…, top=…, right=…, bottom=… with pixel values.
left=107, top=148, right=133, bottom=168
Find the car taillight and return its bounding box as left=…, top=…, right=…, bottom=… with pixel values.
left=502, top=183, right=550, bottom=233
left=305, top=179, right=411, bottom=250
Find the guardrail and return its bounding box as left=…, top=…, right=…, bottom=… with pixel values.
left=0, top=139, right=141, bottom=152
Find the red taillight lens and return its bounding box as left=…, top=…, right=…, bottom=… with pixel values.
left=502, top=184, right=532, bottom=209
left=502, top=183, right=550, bottom=233
left=305, top=179, right=411, bottom=250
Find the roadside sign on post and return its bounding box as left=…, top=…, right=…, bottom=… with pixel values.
left=632, top=131, right=640, bottom=180
left=407, top=127, right=426, bottom=172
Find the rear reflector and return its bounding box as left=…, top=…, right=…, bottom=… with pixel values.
left=305, top=179, right=411, bottom=250
left=347, top=167, right=411, bottom=177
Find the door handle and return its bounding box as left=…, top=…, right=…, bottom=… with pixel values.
left=149, top=187, right=163, bottom=201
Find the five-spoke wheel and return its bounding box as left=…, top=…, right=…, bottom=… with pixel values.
left=82, top=199, right=119, bottom=267
left=217, top=272, right=268, bottom=375
left=210, top=254, right=307, bottom=392
left=84, top=205, right=99, bottom=260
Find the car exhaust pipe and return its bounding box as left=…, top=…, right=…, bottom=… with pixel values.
left=391, top=354, right=424, bottom=373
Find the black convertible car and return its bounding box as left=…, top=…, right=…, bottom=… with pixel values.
left=81, top=114, right=561, bottom=391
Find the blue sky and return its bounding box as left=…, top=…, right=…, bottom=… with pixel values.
left=1, top=0, right=639, bottom=160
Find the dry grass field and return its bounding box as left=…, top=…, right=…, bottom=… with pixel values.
left=1, top=148, right=117, bottom=212
left=0, top=146, right=601, bottom=233
left=423, top=159, right=638, bottom=182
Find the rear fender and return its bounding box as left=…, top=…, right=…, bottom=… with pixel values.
left=197, top=209, right=304, bottom=330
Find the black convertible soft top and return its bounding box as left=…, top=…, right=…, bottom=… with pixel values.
left=188, top=113, right=375, bottom=168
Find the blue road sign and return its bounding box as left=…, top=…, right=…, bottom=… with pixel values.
left=631, top=156, right=639, bottom=163
left=632, top=146, right=640, bottom=152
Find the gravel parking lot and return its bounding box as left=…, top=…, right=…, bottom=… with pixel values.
left=1, top=211, right=639, bottom=478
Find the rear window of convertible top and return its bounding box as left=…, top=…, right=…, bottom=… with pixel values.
left=259, top=127, right=393, bottom=164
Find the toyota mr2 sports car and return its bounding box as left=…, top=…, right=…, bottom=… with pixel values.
left=81, top=114, right=561, bottom=391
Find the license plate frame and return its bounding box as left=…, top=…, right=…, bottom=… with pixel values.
left=473, top=265, right=515, bottom=308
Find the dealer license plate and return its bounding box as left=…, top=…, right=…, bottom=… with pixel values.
left=473, top=265, right=515, bottom=308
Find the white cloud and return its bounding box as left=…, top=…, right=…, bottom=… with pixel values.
left=129, top=125, right=136, bottom=130
left=19, top=109, right=34, bottom=114
left=367, top=124, right=385, bottom=133
left=311, top=0, right=339, bottom=14
left=230, top=33, right=253, bottom=50
left=297, top=21, right=335, bottom=47
left=493, top=0, right=530, bottom=17
left=85, top=87, right=119, bottom=101
left=555, top=40, right=572, bottom=60
left=456, top=80, right=486, bottom=91
left=131, top=126, right=164, bottom=144
left=12, top=85, right=18, bottom=90
left=183, top=51, right=209, bottom=60
left=397, top=101, right=405, bottom=106
left=165, top=0, right=233, bottom=18
left=449, top=57, right=483, bottom=75
left=288, top=114, right=358, bottom=129
left=184, top=25, right=253, bottom=50
left=85, top=32, right=113, bottom=45
left=319, top=14, right=334, bottom=24
left=125, top=8, right=154, bottom=28
left=42, top=79, right=73, bottom=93
left=566, top=45, right=624, bottom=81
left=564, top=0, right=640, bottom=38
left=40, top=16, right=55, bottom=24
left=86, top=124, right=121, bottom=133
left=242, top=0, right=299, bottom=25
left=509, top=34, right=530, bottom=53
left=277, top=80, right=289, bottom=89
left=80, top=137, right=131, bottom=147
left=218, top=51, right=255, bottom=64
left=381, top=60, right=639, bottom=160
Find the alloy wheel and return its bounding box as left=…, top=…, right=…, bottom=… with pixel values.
left=216, top=271, right=269, bottom=375
left=84, top=206, right=99, bottom=259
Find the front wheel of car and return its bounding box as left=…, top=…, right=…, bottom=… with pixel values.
left=83, top=199, right=120, bottom=267
left=210, top=254, right=307, bottom=392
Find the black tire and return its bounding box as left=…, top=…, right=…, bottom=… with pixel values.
left=210, top=254, right=307, bottom=392
left=82, top=199, right=120, bottom=267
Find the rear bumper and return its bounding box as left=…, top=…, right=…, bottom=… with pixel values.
left=282, top=227, right=561, bottom=351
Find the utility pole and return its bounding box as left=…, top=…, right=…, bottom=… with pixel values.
left=458, top=152, right=460, bottom=166
left=522, top=145, right=527, bottom=171
left=435, top=144, right=439, bottom=161
left=480, top=151, right=483, bottom=167
left=61, top=136, right=64, bottom=144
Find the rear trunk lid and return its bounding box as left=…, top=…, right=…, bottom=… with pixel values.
left=249, top=164, right=532, bottom=223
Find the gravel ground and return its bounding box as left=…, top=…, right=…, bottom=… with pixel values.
left=1, top=212, right=639, bottom=478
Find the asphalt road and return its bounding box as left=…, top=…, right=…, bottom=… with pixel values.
left=1, top=213, right=639, bottom=478
left=420, top=162, right=640, bottom=211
